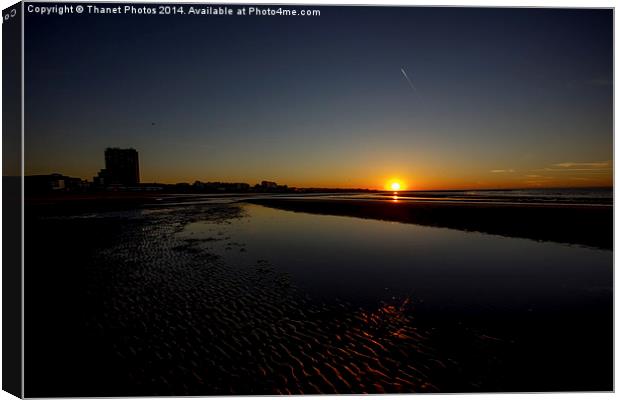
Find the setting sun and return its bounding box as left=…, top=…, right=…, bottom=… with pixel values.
left=385, top=179, right=405, bottom=191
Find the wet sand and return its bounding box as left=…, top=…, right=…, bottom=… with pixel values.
left=246, top=197, right=613, bottom=250
left=26, top=202, right=507, bottom=396
left=24, top=198, right=612, bottom=396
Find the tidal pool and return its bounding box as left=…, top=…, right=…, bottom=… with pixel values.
left=181, top=203, right=611, bottom=313
left=179, top=202, right=612, bottom=391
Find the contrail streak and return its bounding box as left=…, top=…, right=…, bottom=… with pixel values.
left=400, top=67, right=416, bottom=91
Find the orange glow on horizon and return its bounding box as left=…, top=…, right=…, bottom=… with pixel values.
left=28, top=168, right=612, bottom=192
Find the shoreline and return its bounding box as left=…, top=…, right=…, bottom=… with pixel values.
left=24, top=192, right=613, bottom=250
left=245, top=197, right=613, bottom=250
left=24, top=194, right=613, bottom=394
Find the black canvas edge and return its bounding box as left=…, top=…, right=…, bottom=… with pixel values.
left=2, top=1, right=23, bottom=398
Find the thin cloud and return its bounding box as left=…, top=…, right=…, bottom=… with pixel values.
left=542, top=168, right=610, bottom=173
left=490, top=169, right=515, bottom=173
left=524, top=179, right=551, bottom=186
left=553, top=161, right=610, bottom=168
left=533, top=160, right=612, bottom=173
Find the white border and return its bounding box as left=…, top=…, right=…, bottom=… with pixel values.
left=0, top=1, right=616, bottom=400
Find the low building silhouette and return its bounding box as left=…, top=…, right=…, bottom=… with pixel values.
left=25, top=173, right=88, bottom=194
left=192, top=181, right=251, bottom=193
left=261, top=180, right=278, bottom=189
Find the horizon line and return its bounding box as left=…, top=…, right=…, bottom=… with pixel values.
left=16, top=174, right=613, bottom=193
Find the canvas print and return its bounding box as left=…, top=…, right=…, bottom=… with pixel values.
left=4, top=1, right=614, bottom=397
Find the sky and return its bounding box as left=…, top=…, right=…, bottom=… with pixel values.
left=24, top=5, right=613, bottom=190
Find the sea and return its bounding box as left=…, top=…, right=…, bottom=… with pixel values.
left=317, top=187, right=613, bottom=206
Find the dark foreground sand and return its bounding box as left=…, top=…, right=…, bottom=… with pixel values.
left=27, top=202, right=506, bottom=396
left=246, top=197, right=613, bottom=250
left=24, top=198, right=612, bottom=396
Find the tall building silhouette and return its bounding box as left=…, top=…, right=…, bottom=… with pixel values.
left=95, top=148, right=140, bottom=186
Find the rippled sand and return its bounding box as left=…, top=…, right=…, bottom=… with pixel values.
left=29, top=203, right=507, bottom=396
left=76, top=203, right=448, bottom=395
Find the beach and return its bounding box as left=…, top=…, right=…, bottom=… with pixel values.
left=26, top=200, right=456, bottom=396
left=24, top=193, right=613, bottom=396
